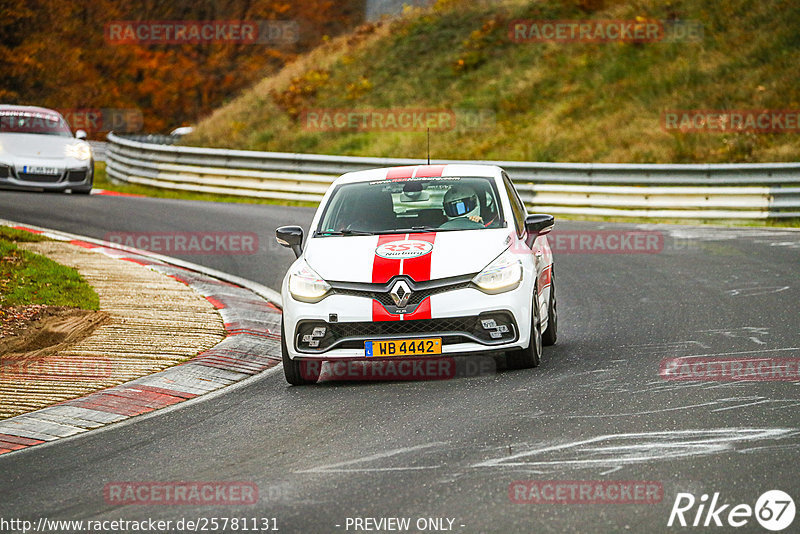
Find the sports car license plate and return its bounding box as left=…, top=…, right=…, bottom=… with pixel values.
left=22, top=165, right=59, bottom=175
left=365, top=338, right=442, bottom=357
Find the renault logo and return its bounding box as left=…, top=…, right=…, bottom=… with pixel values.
left=390, top=280, right=412, bottom=308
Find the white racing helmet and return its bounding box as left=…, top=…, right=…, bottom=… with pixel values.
left=443, top=184, right=480, bottom=220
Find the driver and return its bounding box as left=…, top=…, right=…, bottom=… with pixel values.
left=443, top=184, right=483, bottom=224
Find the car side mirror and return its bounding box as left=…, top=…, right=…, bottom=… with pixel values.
left=276, top=225, right=304, bottom=258
left=525, top=214, right=555, bottom=236
left=75, top=129, right=88, bottom=140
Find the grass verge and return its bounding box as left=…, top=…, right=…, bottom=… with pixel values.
left=0, top=228, right=100, bottom=310
left=186, top=0, right=800, bottom=164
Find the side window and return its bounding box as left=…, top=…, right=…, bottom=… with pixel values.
left=502, top=173, right=526, bottom=236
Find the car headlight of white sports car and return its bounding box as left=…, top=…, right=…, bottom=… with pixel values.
left=472, top=249, right=522, bottom=294
left=64, top=143, right=92, bottom=161
left=289, top=260, right=331, bottom=302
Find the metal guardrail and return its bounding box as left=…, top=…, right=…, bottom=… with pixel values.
left=88, top=141, right=108, bottom=162
left=106, top=133, right=800, bottom=219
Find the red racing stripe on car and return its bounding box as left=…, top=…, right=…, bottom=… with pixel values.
left=537, top=264, right=552, bottom=295
left=413, top=164, right=446, bottom=178
left=372, top=234, right=405, bottom=283
left=371, top=296, right=432, bottom=322
left=404, top=296, right=431, bottom=320
left=371, top=232, right=436, bottom=321
left=385, top=166, right=416, bottom=180
left=401, top=232, right=436, bottom=282
left=372, top=299, right=401, bottom=322
left=384, top=164, right=446, bottom=180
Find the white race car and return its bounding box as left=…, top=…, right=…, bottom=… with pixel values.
left=0, top=105, right=94, bottom=194
left=276, top=164, right=556, bottom=385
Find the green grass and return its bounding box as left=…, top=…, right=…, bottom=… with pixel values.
left=0, top=231, right=99, bottom=310
left=0, top=227, right=49, bottom=243
left=96, top=0, right=800, bottom=228
left=184, top=0, right=800, bottom=164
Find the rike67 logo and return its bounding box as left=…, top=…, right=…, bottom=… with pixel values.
left=668, top=490, right=795, bottom=531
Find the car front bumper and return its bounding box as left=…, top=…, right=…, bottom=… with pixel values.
left=0, top=157, right=93, bottom=191
left=281, top=283, right=535, bottom=361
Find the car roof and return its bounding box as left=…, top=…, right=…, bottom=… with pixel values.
left=0, top=104, right=63, bottom=117
left=334, top=164, right=503, bottom=185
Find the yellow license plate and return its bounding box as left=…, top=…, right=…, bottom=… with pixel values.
left=365, top=338, right=442, bottom=357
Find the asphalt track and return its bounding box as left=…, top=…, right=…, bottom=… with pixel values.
left=1, top=190, right=799, bottom=533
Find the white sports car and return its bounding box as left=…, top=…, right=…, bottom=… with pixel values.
left=276, top=164, right=556, bottom=385
left=0, top=105, right=94, bottom=194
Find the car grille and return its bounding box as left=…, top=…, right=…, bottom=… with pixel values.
left=0, top=165, right=10, bottom=178
left=333, top=281, right=472, bottom=307
left=329, top=275, right=475, bottom=314
left=295, top=311, right=518, bottom=353
left=17, top=172, right=63, bottom=183
left=67, top=169, right=87, bottom=182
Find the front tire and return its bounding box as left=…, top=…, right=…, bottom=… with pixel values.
left=542, top=271, right=557, bottom=346
left=282, top=320, right=319, bottom=385
left=506, top=287, right=542, bottom=370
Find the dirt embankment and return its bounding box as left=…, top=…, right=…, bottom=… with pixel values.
left=1, top=306, right=110, bottom=358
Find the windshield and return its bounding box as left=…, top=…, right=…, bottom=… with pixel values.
left=316, top=176, right=505, bottom=235
left=0, top=110, right=72, bottom=136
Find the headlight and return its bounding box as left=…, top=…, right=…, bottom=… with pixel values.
left=64, top=143, right=92, bottom=161
left=472, top=249, right=522, bottom=294
left=289, top=260, right=331, bottom=302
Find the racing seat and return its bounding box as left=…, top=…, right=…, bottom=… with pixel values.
left=351, top=188, right=398, bottom=231
left=411, top=208, right=447, bottom=228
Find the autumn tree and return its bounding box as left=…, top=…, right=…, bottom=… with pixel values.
left=0, top=0, right=363, bottom=136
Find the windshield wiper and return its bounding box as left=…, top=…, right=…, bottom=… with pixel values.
left=374, top=226, right=449, bottom=234
left=317, top=226, right=451, bottom=236
left=315, top=229, right=375, bottom=237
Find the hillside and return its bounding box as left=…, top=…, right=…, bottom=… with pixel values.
left=185, top=0, right=800, bottom=163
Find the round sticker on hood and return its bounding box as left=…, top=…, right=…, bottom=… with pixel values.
left=375, top=240, right=433, bottom=259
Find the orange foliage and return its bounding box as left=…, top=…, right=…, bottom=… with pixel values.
left=0, top=0, right=363, bottom=136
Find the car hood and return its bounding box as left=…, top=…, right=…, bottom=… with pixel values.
left=0, top=133, right=76, bottom=158
left=304, top=228, right=512, bottom=283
